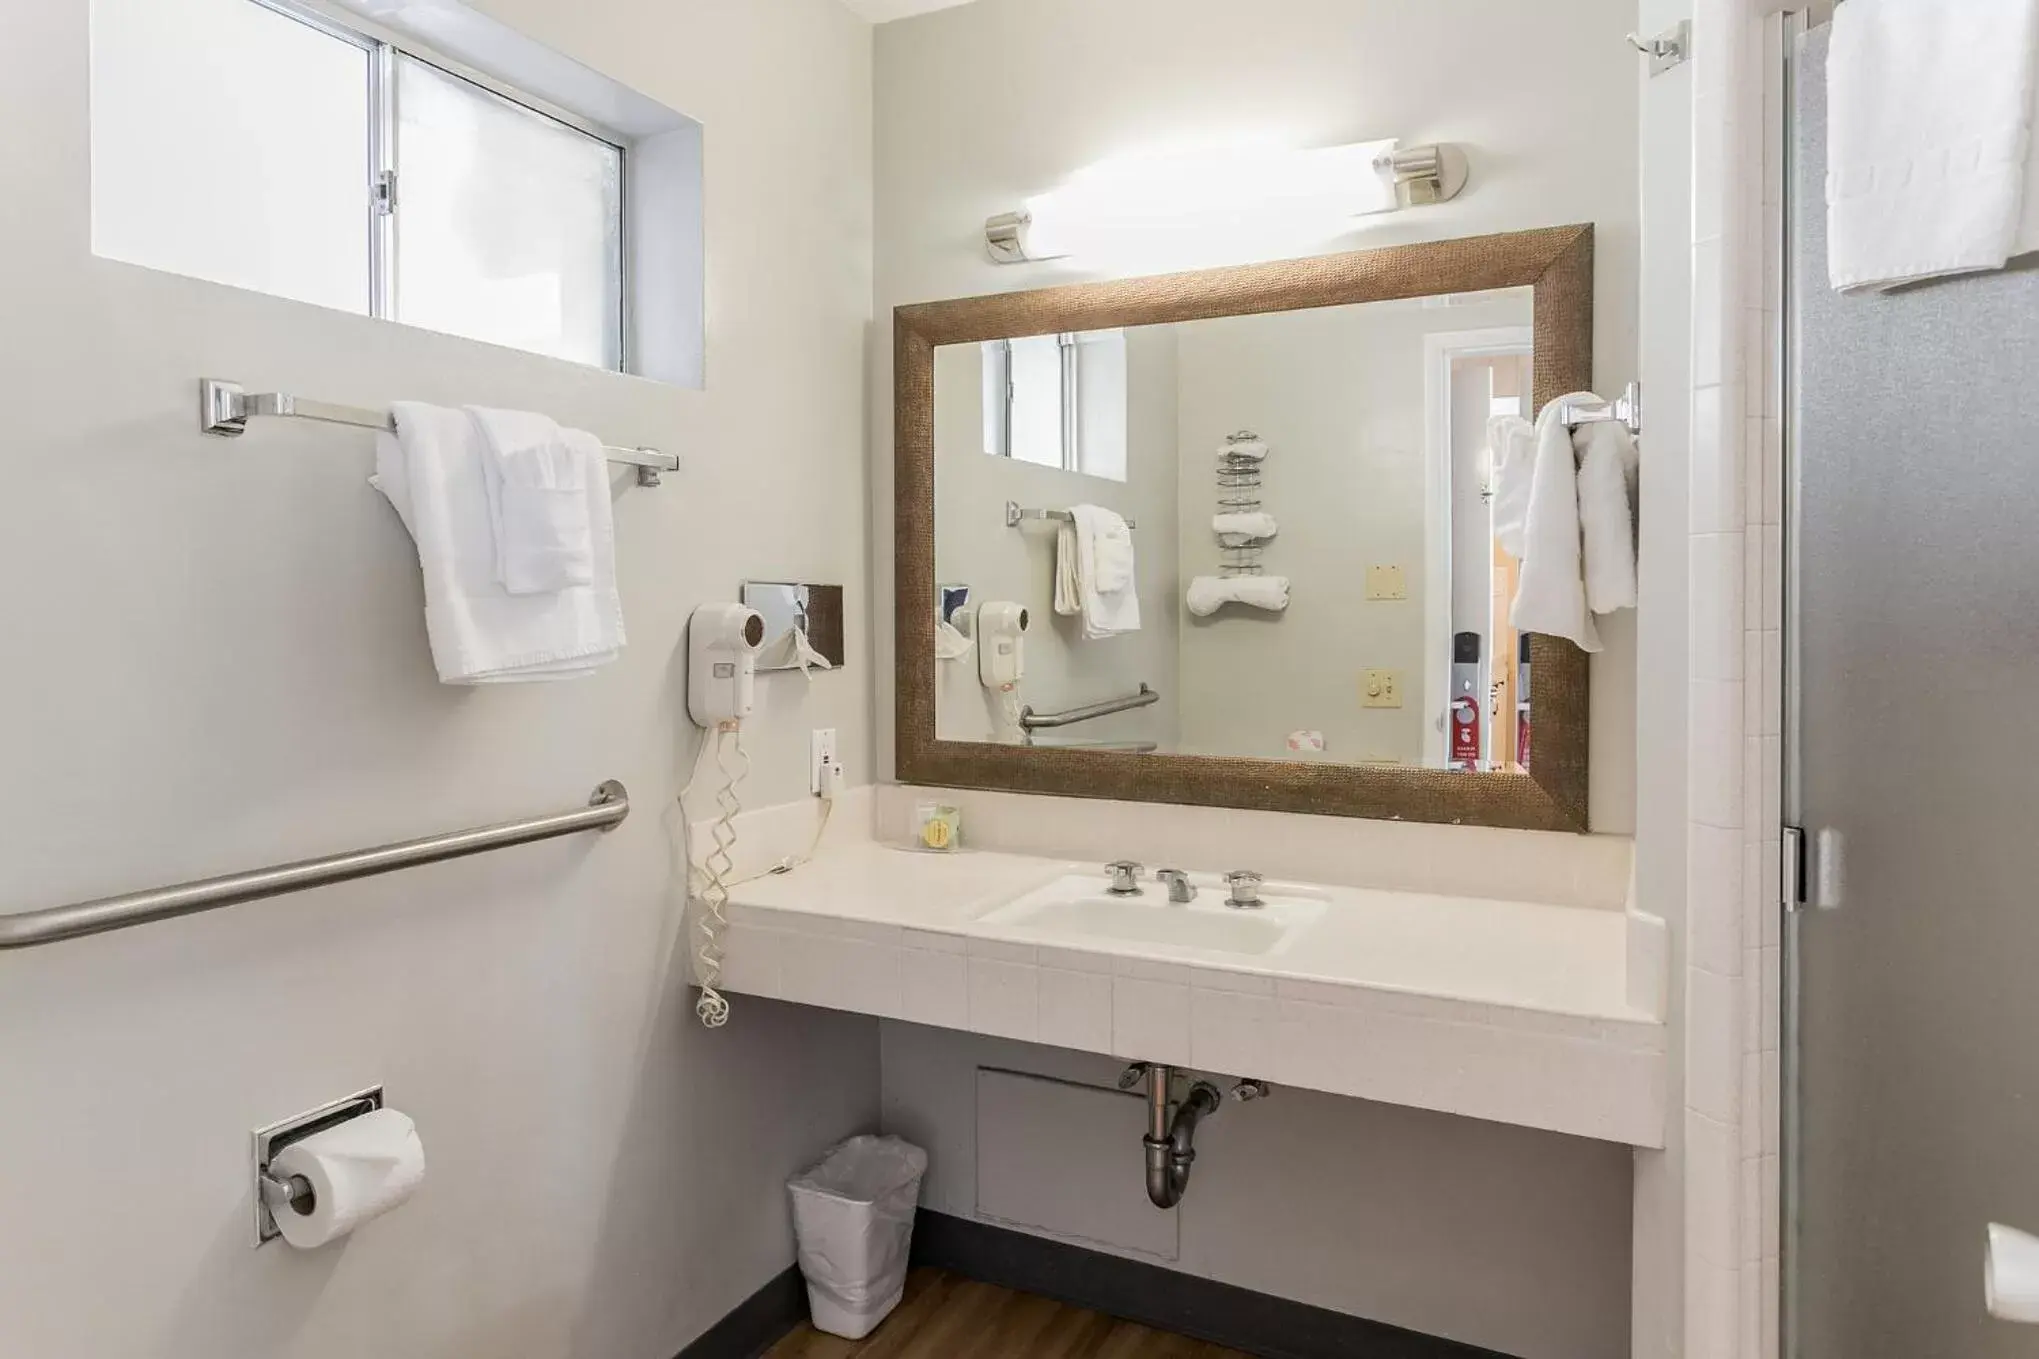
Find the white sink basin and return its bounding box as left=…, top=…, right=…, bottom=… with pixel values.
left=977, top=872, right=1325, bottom=958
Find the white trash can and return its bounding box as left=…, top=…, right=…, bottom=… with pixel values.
left=787, top=1135, right=929, bottom=1340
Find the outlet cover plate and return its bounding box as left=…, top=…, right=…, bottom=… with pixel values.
left=810, top=728, right=838, bottom=795
left=1365, top=565, right=1407, bottom=601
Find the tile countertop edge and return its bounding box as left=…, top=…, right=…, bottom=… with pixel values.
left=710, top=835, right=1670, bottom=1150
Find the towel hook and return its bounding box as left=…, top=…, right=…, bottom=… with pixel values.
left=1626, top=20, right=1691, bottom=76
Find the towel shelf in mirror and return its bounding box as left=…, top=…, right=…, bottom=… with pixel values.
left=198, top=379, right=681, bottom=487
left=895, top=225, right=1598, bottom=831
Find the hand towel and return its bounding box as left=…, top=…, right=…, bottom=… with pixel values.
left=1577, top=419, right=1640, bottom=615
left=1217, top=438, right=1269, bottom=460
left=1054, top=523, right=1082, bottom=618
left=1510, top=394, right=1600, bottom=653
left=465, top=406, right=594, bottom=595
left=1487, top=414, right=1535, bottom=560
left=1212, top=511, right=1279, bottom=544
left=1064, top=504, right=1141, bottom=638
left=1186, top=574, right=1290, bottom=617
left=374, top=402, right=624, bottom=683
left=1828, top=0, right=2039, bottom=290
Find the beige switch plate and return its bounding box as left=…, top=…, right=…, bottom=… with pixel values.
left=1365, top=565, right=1407, bottom=601
left=1361, top=669, right=1403, bottom=708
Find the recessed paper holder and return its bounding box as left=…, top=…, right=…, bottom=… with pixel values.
left=251, top=1086, right=383, bottom=1246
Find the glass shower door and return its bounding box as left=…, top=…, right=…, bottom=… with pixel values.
left=1787, top=24, right=2039, bottom=1359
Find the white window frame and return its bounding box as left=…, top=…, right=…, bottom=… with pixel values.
left=251, top=0, right=631, bottom=370
left=984, top=331, right=1093, bottom=472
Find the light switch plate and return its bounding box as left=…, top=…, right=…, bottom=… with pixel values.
left=1361, top=669, right=1403, bottom=708
left=1365, top=565, right=1407, bottom=601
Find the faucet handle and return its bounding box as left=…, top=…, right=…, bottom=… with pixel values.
left=1105, top=860, right=1144, bottom=895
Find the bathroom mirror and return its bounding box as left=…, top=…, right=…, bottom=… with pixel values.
left=742, top=581, right=846, bottom=672
left=895, top=225, right=1594, bottom=831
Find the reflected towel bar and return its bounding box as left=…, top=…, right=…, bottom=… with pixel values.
left=0, top=782, right=631, bottom=951
left=1020, top=683, right=1160, bottom=731
left=1005, top=500, right=1138, bottom=530
left=199, top=379, right=682, bottom=487
left=1555, top=382, right=1643, bottom=436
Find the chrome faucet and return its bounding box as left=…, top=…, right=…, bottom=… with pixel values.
left=1223, top=870, right=1265, bottom=910
left=1105, top=860, right=1144, bottom=895
left=1155, top=869, right=1197, bottom=904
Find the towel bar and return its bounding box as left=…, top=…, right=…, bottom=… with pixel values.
left=1005, top=501, right=1139, bottom=530
left=0, top=782, right=630, bottom=951
left=199, top=379, right=681, bottom=487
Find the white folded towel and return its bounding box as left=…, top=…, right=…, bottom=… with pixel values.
left=1487, top=414, right=1535, bottom=560
left=1577, top=419, right=1639, bottom=616
left=1186, top=575, right=1290, bottom=617
left=1511, top=394, right=1601, bottom=653
left=1212, top=511, right=1278, bottom=544
left=1218, top=439, right=1268, bottom=460
left=1054, top=505, right=1140, bottom=638
left=374, top=402, right=624, bottom=683
left=465, top=406, right=594, bottom=596
left=1828, top=0, right=2039, bottom=290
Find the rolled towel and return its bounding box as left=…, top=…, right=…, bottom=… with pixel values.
left=1218, top=439, right=1268, bottom=460
left=1212, top=511, right=1278, bottom=543
left=1186, top=575, right=1290, bottom=617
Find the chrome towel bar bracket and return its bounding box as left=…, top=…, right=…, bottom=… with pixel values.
left=198, top=378, right=680, bottom=487
left=0, top=782, right=630, bottom=951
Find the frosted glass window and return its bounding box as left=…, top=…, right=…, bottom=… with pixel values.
left=90, top=0, right=372, bottom=313
left=394, top=56, right=624, bottom=369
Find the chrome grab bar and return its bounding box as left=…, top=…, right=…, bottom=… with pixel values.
left=1019, top=683, right=1159, bottom=731
left=0, top=782, right=631, bottom=951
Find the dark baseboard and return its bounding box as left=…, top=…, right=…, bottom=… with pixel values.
left=674, top=1263, right=806, bottom=1359
left=910, top=1209, right=1519, bottom=1359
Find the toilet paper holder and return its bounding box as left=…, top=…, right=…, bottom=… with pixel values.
left=251, top=1086, right=383, bottom=1246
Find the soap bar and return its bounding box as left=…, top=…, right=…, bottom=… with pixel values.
left=914, top=802, right=961, bottom=852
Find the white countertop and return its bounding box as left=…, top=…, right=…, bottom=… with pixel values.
left=718, top=840, right=1667, bottom=1147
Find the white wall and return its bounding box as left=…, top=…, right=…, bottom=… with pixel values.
left=870, top=7, right=1643, bottom=1354
left=1172, top=297, right=1530, bottom=765
left=871, top=0, right=1642, bottom=835
left=0, top=3, right=879, bottom=1357
left=931, top=333, right=1181, bottom=747
left=881, top=1023, right=1637, bottom=1359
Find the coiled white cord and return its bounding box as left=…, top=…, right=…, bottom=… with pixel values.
left=690, top=722, right=748, bottom=1029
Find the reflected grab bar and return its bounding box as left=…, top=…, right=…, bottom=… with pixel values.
left=0, top=782, right=631, bottom=951
left=1019, top=684, right=1159, bottom=731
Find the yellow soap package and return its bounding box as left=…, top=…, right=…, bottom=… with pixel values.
left=913, top=802, right=961, bottom=852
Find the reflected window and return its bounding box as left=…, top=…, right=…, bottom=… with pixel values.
left=982, top=330, right=1128, bottom=481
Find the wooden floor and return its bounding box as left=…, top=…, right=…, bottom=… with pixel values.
left=765, top=1268, right=1253, bottom=1359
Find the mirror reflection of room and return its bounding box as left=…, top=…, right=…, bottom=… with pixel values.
left=934, top=288, right=1557, bottom=771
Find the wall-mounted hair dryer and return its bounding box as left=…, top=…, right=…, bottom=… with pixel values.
left=688, top=604, right=766, bottom=728
left=977, top=601, right=1028, bottom=688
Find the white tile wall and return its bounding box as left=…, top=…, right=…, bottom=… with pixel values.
left=1686, top=1, right=1786, bottom=1354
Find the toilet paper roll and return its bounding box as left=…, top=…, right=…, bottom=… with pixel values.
left=1987, top=1223, right=2039, bottom=1323
left=271, top=1109, right=426, bottom=1249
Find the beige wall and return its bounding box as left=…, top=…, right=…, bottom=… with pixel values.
left=931, top=333, right=1181, bottom=747
left=881, top=1022, right=1637, bottom=1359
left=872, top=0, right=1641, bottom=834
left=871, top=3, right=1642, bottom=1355
left=0, top=2, right=879, bottom=1356
left=1171, top=296, right=1531, bottom=764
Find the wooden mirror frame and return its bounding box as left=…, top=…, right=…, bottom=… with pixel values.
left=894, top=224, right=1594, bottom=832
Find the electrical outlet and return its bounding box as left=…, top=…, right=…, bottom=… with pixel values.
left=809, top=728, right=838, bottom=795
left=1361, top=670, right=1403, bottom=709
left=1365, top=565, right=1407, bottom=601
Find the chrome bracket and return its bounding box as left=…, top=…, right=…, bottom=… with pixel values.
left=1627, top=20, right=1691, bottom=76
left=251, top=1086, right=382, bottom=1246
left=200, top=378, right=251, bottom=437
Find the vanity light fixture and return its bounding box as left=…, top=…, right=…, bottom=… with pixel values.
left=984, top=139, right=1467, bottom=264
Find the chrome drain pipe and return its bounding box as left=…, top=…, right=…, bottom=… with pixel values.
left=1123, top=1063, right=1226, bottom=1209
